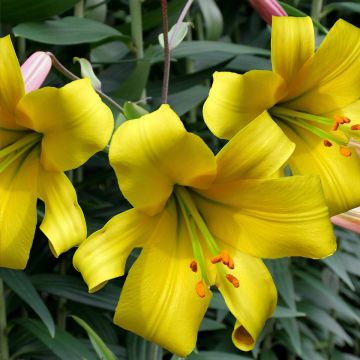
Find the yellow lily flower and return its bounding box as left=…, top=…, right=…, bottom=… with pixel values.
left=0, top=35, right=113, bottom=269
left=203, top=16, right=360, bottom=216
left=73, top=105, right=336, bottom=356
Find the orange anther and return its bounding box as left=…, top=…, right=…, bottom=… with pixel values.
left=334, top=115, right=345, bottom=124
left=226, top=274, right=240, bottom=288
left=351, top=124, right=360, bottom=130
left=221, top=250, right=230, bottom=266
left=196, top=280, right=206, bottom=298
left=340, top=147, right=352, bottom=157
left=227, top=257, right=235, bottom=270
left=331, top=122, right=339, bottom=131
left=323, top=140, right=332, bottom=147
left=211, top=255, right=222, bottom=264
left=342, top=116, right=351, bottom=124
left=190, top=260, right=198, bottom=272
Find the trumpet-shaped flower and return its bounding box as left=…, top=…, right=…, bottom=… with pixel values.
left=0, top=36, right=113, bottom=269
left=73, top=105, right=335, bottom=356
left=203, top=17, right=360, bottom=216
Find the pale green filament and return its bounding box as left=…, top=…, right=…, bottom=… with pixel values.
left=0, top=132, right=42, bottom=173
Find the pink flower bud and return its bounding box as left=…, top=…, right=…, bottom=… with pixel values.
left=331, top=207, right=360, bottom=234
left=249, top=0, right=287, bottom=25
left=21, top=51, right=52, bottom=93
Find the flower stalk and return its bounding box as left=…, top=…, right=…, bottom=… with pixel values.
left=161, top=0, right=170, bottom=104
left=0, top=279, right=9, bottom=360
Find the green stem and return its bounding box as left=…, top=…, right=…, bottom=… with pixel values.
left=74, top=0, right=85, bottom=17
left=17, top=37, right=26, bottom=63
left=311, top=0, right=323, bottom=23
left=129, top=0, right=146, bottom=99
left=47, top=52, right=124, bottom=113
left=161, top=0, right=170, bottom=104
left=0, top=279, right=9, bottom=360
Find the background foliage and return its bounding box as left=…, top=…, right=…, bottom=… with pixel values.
left=1, top=0, right=360, bottom=359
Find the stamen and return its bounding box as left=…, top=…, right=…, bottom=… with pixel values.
left=340, top=147, right=352, bottom=157
left=351, top=124, right=360, bottom=130
left=196, top=280, right=206, bottom=298
left=220, top=250, right=230, bottom=266
left=228, top=257, right=235, bottom=270
left=334, top=115, right=346, bottom=125
left=210, top=255, right=222, bottom=264
left=226, top=274, right=240, bottom=288
left=324, top=140, right=332, bottom=147
left=189, top=260, right=198, bottom=272
left=331, top=122, right=339, bottom=131
left=342, top=116, right=351, bottom=124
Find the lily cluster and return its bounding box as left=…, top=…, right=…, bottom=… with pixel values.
left=0, top=15, right=359, bottom=357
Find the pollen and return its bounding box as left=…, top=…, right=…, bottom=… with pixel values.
left=211, top=250, right=235, bottom=270
left=226, top=274, right=240, bottom=288
left=340, top=147, right=352, bottom=157
left=351, top=124, right=360, bottom=130
left=196, top=280, right=206, bottom=298
left=189, top=260, right=198, bottom=272
left=323, top=140, right=332, bottom=147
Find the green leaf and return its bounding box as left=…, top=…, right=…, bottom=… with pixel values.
left=273, top=306, right=306, bottom=318
left=124, top=102, right=149, bottom=120
left=73, top=57, right=102, bottom=91
left=280, top=318, right=302, bottom=356
left=199, top=317, right=226, bottom=331
left=0, top=0, right=80, bottom=23
left=0, top=269, right=55, bottom=337
left=159, top=22, right=192, bottom=50
left=197, top=0, right=224, bottom=40
left=16, top=319, right=97, bottom=360
left=322, top=252, right=355, bottom=290
left=188, top=351, right=251, bottom=360
left=30, top=274, right=119, bottom=311
left=127, top=333, right=163, bottom=360
left=13, top=17, right=127, bottom=45
left=72, top=316, right=117, bottom=360
left=322, top=2, right=360, bottom=17
left=278, top=2, right=328, bottom=34
left=148, top=41, right=270, bottom=63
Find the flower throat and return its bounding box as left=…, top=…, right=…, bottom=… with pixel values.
left=270, top=106, right=360, bottom=157
left=174, top=186, right=240, bottom=298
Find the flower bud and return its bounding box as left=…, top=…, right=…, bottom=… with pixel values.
left=249, top=0, right=287, bottom=25
left=21, top=51, right=52, bottom=93
left=332, top=207, right=360, bottom=234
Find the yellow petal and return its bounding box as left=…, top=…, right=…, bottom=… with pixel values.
left=15, top=79, right=114, bottom=171
left=203, top=71, right=286, bottom=139
left=194, top=175, right=336, bottom=259
left=216, top=245, right=277, bottom=351
left=38, top=167, right=87, bottom=257
left=0, top=35, right=26, bottom=130
left=73, top=208, right=160, bottom=293
left=284, top=19, right=360, bottom=113
left=280, top=121, right=360, bottom=216
left=114, top=199, right=211, bottom=357
left=214, top=112, right=294, bottom=183
left=272, top=16, right=314, bottom=84
left=109, top=104, right=216, bottom=216
left=0, top=148, right=39, bottom=269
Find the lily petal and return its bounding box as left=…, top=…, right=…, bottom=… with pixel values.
left=38, top=167, right=87, bottom=257
left=73, top=208, right=159, bottom=293
left=214, top=112, right=294, bottom=183
left=216, top=244, right=277, bottom=351
left=110, top=104, right=216, bottom=216
left=194, top=175, right=336, bottom=259
left=15, top=78, right=113, bottom=171
left=0, top=149, right=39, bottom=269
left=114, top=200, right=211, bottom=357
left=203, top=71, right=286, bottom=139
left=0, top=35, right=25, bottom=130
left=284, top=19, right=360, bottom=113
left=272, top=16, right=314, bottom=84
left=280, top=121, right=360, bottom=216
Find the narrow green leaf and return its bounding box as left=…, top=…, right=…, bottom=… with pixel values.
left=199, top=317, right=226, bottom=331
left=273, top=306, right=305, bottom=318
left=0, top=269, right=55, bottom=337
left=322, top=2, right=360, bottom=17
left=124, top=102, right=149, bottom=120
left=197, top=0, right=224, bottom=40
left=188, top=351, right=251, bottom=360
left=0, top=0, right=80, bottom=23
left=16, top=319, right=97, bottom=360
left=72, top=316, right=117, bottom=360
left=13, top=17, right=127, bottom=45
left=280, top=318, right=302, bottom=356
left=127, top=333, right=163, bottom=360
left=74, top=57, right=102, bottom=91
